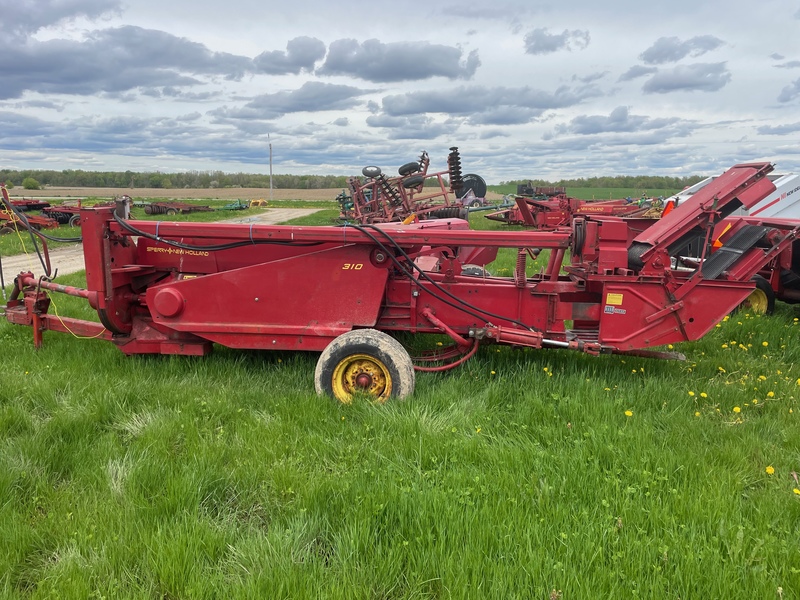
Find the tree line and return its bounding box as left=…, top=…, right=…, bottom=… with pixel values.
left=0, top=169, right=351, bottom=190
left=501, top=174, right=706, bottom=190
left=1, top=168, right=708, bottom=191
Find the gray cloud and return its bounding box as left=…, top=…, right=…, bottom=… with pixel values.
left=778, top=78, right=800, bottom=102
left=757, top=122, right=800, bottom=135
left=573, top=72, right=609, bottom=84
left=210, top=82, right=371, bottom=121
left=0, top=25, right=255, bottom=99
left=366, top=115, right=456, bottom=140
left=642, top=63, right=731, bottom=93
left=480, top=130, right=511, bottom=140
left=618, top=65, right=658, bottom=82
left=254, top=37, right=326, bottom=74
left=640, top=35, right=724, bottom=65
left=523, top=28, right=590, bottom=55
left=3, top=0, right=120, bottom=40
left=774, top=61, right=800, bottom=69
left=378, top=84, right=602, bottom=124
left=317, top=39, right=480, bottom=82
left=552, top=106, right=686, bottom=135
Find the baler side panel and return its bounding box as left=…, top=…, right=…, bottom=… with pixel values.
left=144, top=244, right=389, bottom=351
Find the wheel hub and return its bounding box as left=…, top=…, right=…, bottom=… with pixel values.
left=331, top=354, right=392, bottom=403
left=355, top=373, right=373, bottom=389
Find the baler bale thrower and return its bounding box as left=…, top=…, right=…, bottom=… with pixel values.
left=2, top=162, right=796, bottom=403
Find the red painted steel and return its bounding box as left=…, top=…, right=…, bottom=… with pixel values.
left=4, top=163, right=796, bottom=372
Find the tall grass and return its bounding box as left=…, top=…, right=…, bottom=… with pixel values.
left=1, top=215, right=799, bottom=598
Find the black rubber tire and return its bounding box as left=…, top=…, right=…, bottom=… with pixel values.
left=402, top=174, right=425, bottom=189
left=398, top=162, right=421, bottom=176
left=0, top=226, right=14, bottom=235
left=428, top=207, right=469, bottom=220
left=461, top=173, right=487, bottom=199
left=461, top=264, right=490, bottom=277
left=165, top=208, right=178, bottom=216
left=68, top=214, right=81, bottom=227
left=469, top=199, right=482, bottom=208
left=143, top=205, right=153, bottom=215
left=362, top=165, right=382, bottom=178
left=628, top=242, right=651, bottom=270
left=314, top=329, right=415, bottom=403
left=740, top=275, right=775, bottom=315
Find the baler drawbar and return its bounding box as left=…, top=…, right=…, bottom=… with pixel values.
left=3, top=162, right=796, bottom=402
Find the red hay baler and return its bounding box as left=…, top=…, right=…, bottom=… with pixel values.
left=3, top=162, right=795, bottom=403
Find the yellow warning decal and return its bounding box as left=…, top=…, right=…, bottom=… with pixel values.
left=606, top=293, right=624, bottom=306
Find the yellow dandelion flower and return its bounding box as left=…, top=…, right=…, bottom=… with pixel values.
left=668, top=344, right=674, bottom=350
left=700, top=392, right=708, bottom=398
left=733, top=406, right=741, bottom=413
left=604, top=387, right=611, bottom=391
left=758, top=375, right=767, bottom=381
left=719, top=367, right=726, bottom=373
left=765, top=466, right=775, bottom=475
left=721, top=344, right=729, bottom=349
left=768, top=391, right=775, bottom=398
left=762, top=341, right=769, bottom=347
left=753, top=399, right=759, bottom=405
left=694, top=411, right=701, bottom=417
left=624, top=410, right=633, bottom=417
left=794, top=489, right=800, bottom=495
left=723, top=315, right=730, bottom=322
left=491, top=370, right=496, bottom=375
left=688, top=391, right=695, bottom=397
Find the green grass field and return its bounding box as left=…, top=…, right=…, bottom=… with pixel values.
left=1, top=210, right=799, bottom=598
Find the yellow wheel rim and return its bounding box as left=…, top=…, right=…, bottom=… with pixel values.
left=331, top=353, right=393, bottom=404
left=745, top=288, right=769, bottom=314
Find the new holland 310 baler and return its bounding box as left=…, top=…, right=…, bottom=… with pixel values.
left=2, top=162, right=797, bottom=402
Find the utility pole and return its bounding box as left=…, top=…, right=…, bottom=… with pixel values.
left=268, top=134, right=273, bottom=201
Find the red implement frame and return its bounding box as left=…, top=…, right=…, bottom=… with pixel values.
left=3, top=163, right=791, bottom=377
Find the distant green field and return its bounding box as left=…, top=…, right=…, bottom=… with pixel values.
left=489, top=185, right=681, bottom=200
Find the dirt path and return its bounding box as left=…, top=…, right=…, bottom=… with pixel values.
left=1, top=208, right=321, bottom=285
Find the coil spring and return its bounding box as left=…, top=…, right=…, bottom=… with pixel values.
left=514, top=248, right=527, bottom=288
left=376, top=174, right=403, bottom=207
left=448, top=146, right=463, bottom=196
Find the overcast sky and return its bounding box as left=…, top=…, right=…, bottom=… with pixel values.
left=1, top=0, right=799, bottom=182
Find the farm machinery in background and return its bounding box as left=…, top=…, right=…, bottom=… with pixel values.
left=4, top=162, right=800, bottom=404
left=0, top=208, right=58, bottom=234
left=135, top=199, right=253, bottom=215
left=8, top=198, right=51, bottom=212
left=485, top=184, right=668, bottom=229
left=337, top=147, right=489, bottom=224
